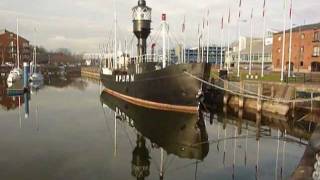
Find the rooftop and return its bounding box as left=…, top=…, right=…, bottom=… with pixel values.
left=274, top=22, right=320, bottom=35
left=0, top=29, right=29, bottom=42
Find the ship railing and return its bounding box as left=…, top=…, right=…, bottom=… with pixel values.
left=129, top=54, right=163, bottom=64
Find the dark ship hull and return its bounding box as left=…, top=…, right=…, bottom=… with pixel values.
left=100, top=63, right=211, bottom=108
left=100, top=91, right=209, bottom=160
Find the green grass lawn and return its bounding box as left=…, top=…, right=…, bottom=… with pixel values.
left=211, top=69, right=311, bottom=83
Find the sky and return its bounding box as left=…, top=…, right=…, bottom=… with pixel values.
left=0, top=0, right=319, bottom=54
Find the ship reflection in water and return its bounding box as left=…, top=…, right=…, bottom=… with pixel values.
left=100, top=88, right=315, bottom=180
left=0, top=77, right=315, bottom=180
left=100, top=91, right=209, bottom=179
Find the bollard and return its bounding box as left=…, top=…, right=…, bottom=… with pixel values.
left=23, top=62, right=30, bottom=88
left=292, top=89, right=297, bottom=118
left=271, top=85, right=275, bottom=98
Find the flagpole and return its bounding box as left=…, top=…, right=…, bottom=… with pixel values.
left=183, top=33, right=186, bottom=63
left=206, top=10, right=210, bottom=63
left=220, top=16, right=224, bottom=70
left=198, top=24, right=200, bottom=63
left=183, top=15, right=186, bottom=63
left=113, top=0, right=117, bottom=70
left=201, top=18, right=204, bottom=63
left=167, top=25, right=170, bottom=65
left=261, top=0, right=266, bottom=77
left=227, top=8, right=231, bottom=71
left=249, top=8, right=253, bottom=75
left=288, top=0, right=293, bottom=78
left=280, top=0, right=287, bottom=82
left=162, top=15, right=167, bottom=68
left=237, top=0, right=242, bottom=77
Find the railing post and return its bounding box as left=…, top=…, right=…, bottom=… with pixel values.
left=239, top=81, right=244, bottom=109
left=257, top=82, right=262, bottom=112
left=311, top=92, right=314, bottom=113
left=224, top=81, right=229, bottom=105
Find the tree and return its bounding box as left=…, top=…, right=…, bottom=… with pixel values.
left=55, top=48, right=72, bottom=56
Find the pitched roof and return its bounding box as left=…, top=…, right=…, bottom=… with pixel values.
left=274, top=22, right=320, bottom=35
left=0, top=29, right=29, bottom=42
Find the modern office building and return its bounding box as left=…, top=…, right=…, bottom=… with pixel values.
left=184, top=46, right=225, bottom=64
left=228, top=36, right=273, bottom=69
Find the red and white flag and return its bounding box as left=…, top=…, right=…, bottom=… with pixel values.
left=202, top=17, right=205, bottom=30
left=262, top=0, right=266, bottom=17
left=198, top=24, right=202, bottom=39
left=228, top=8, right=231, bottom=24
left=289, top=0, right=293, bottom=18
left=182, top=16, right=186, bottom=32
left=207, top=9, right=210, bottom=26
left=221, top=16, right=224, bottom=30
left=238, top=0, right=242, bottom=18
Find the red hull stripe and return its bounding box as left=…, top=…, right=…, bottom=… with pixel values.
left=103, top=88, right=198, bottom=114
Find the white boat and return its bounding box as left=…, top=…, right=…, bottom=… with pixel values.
left=30, top=79, right=44, bottom=94
left=7, top=68, right=22, bottom=87
left=29, top=31, right=44, bottom=84
left=7, top=19, right=22, bottom=87
left=30, top=72, right=44, bottom=83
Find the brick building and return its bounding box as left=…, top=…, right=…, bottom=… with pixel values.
left=272, top=23, right=320, bottom=73
left=0, top=29, right=31, bottom=66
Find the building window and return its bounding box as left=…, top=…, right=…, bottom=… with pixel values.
left=313, top=46, right=320, bottom=57
left=300, top=46, right=304, bottom=53
left=277, top=48, right=281, bottom=53
left=301, top=33, right=305, bottom=39
left=300, top=61, right=304, bottom=66
left=277, top=59, right=280, bottom=66
left=314, top=31, right=320, bottom=42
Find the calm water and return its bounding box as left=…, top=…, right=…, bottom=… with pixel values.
left=0, top=76, right=311, bottom=180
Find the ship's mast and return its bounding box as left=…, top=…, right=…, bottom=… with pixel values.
left=162, top=14, right=167, bottom=68
left=132, top=0, right=152, bottom=64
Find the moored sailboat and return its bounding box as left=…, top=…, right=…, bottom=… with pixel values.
left=7, top=18, right=22, bottom=87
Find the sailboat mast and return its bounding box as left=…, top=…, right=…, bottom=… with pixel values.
left=34, top=46, right=37, bottom=73
left=16, top=18, right=20, bottom=68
